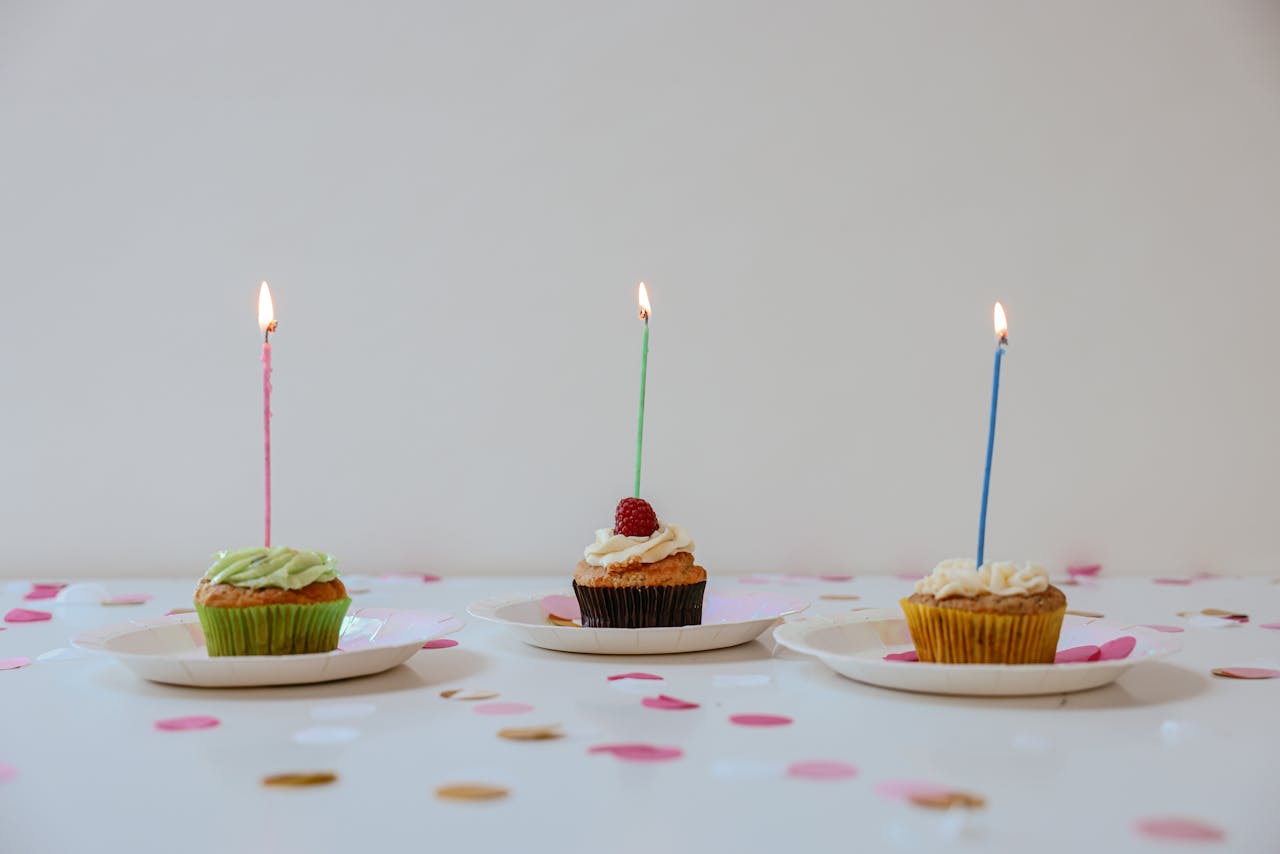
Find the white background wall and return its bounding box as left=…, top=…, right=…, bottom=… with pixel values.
left=2, top=1, right=1278, bottom=579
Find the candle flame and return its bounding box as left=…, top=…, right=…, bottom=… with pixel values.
left=637, top=281, right=651, bottom=320
left=993, top=301, right=1008, bottom=342
left=258, top=281, right=277, bottom=334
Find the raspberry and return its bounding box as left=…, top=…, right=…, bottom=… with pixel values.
left=614, top=498, right=659, bottom=538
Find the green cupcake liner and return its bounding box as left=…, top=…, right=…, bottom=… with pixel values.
left=195, top=598, right=351, bottom=656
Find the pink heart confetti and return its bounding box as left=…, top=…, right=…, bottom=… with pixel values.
left=24, top=583, right=66, bottom=601
left=729, top=714, right=793, bottom=727
left=1054, top=645, right=1101, bottom=664
left=819, top=575, right=853, bottom=582
left=787, top=760, right=858, bottom=781
left=1259, top=623, right=1280, bottom=631
left=1141, top=624, right=1185, bottom=633
left=875, top=779, right=952, bottom=801
left=1211, top=667, right=1280, bottom=679
left=540, top=595, right=581, bottom=620
left=883, top=650, right=919, bottom=662
left=642, top=695, right=700, bottom=711
left=589, top=743, right=683, bottom=762
left=1099, top=636, right=1137, bottom=661
left=103, top=593, right=152, bottom=605
left=4, top=609, right=51, bottom=623
left=1067, top=564, right=1102, bottom=578
left=473, top=702, right=534, bottom=716
left=1134, top=817, right=1225, bottom=842
left=155, top=715, right=220, bottom=732
left=422, top=639, right=458, bottom=649
left=0, top=763, right=16, bottom=782
left=607, top=672, right=663, bottom=681
left=1153, top=578, right=1193, bottom=585
left=421, top=574, right=443, bottom=583
left=0, top=657, right=31, bottom=671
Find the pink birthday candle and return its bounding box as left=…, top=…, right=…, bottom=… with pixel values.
left=258, top=282, right=277, bottom=547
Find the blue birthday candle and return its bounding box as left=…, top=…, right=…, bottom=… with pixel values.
left=977, top=302, right=1008, bottom=568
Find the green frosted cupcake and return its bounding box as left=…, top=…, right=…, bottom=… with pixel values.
left=193, top=547, right=350, bottom=656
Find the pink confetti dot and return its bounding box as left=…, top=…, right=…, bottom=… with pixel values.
left=883, top=650, right=919, bottom=662
left=0, top=658, right=31, bottom=671
left=421, top=574, right=442, bottom=583
left=787, top=760, right=858, bottom=781
left=422, top=639, right=458, bottom=649
left=1134, top=817, right=1225, bottom=843
left=1153, top=578, right=1193, bottom=586
left=1213, top=667, right=1280, bottom=679
left=819, top=575, right=854, bottom=582
left=875, top=779, right=952, bottom=801
left=607, top=672, right=663, bottom=681
left=24, top=584, right=65, bottom=601
left=4, top=609, right=51, bottom=623
left=1259, top=623, right=1280, bottom=631
left=589, top=743, right=684, bottom=762
left=473, top=702, right=534, bottom=716
left=1055, top=645, right=1101, bottom=664
left=1099, top=636, right=1137, bottom=661
left=1067, top=564, right=1102, bottom=577
left=155, top=715, right=220, bottom=732
left=642, top=695, right=700, bottom=711
left=729, top=714, right=793, bottom=727
left=0, top=763, right=16, bottom=782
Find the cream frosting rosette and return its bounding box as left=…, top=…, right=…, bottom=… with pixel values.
left=583, top=522, right=694, bottom=568
left=914, top=559, right=1050, bottom=599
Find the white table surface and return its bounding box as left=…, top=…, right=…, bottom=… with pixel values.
left=1, top=573, right=1277, bottom=854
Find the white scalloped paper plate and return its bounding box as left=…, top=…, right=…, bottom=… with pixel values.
left=468, top=590, right=808, bottom=655
left=773, top=609, right=1181, bottom=696
left=72, top=607, right=462, bottom=687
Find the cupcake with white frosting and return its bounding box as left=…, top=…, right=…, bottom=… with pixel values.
left=572, top=498, right=706, bottom=628
left=900, top=560, right=1066, bottom=664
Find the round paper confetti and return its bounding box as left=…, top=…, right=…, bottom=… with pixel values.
left=787, top=760, right=858, bottom=781
left=436, top=783, right=508, bottom=801
left=1153, top=578, right=1193, bottom=585
left=441, top=689, right=499, bottom=701
left=1067, top=564, right=1102, bottom=577
left=473, top=702, right=534, bottom=716
left=729, top=714, right=793, bottom=727
left=310, top=703, right=377, bottom=721
left=1258, top=623, right=1280, bottom=631
left=607, top=672, right=663, bottom=681
left=4, top=609, right=51, bottom=623
left=262, top=772, right=337, bottom=788
left=1134, top=817, right=1225, bottom=843
left=1099, top=636, right=1136, bottom=661
left=819, top=594, right=861, bottom=601
left=155, top=715, right=220, bottom=732
left=0, top=763, right=16, bottom=782
left=642, top=695, right=700, bottom=711
left=0, top=658, right=31, bottom=671
left=910, top=790, right=986, bottom=810
left=589, top=743, right=683, bottom=762
left=1211, top=667, right=1280, bottom=680
left=883, top=651, right=918, bottom=662
left=102, top=594, right=152, bottom=606
left=422, top=639, right=458, bottom=649
left=498, top=725, right=563, bottom=741
left=292, top=726, right=360, bottom=745
left=819, top=575, right=854, bottom=582
left=1141, top=624, right=1185, bottom=633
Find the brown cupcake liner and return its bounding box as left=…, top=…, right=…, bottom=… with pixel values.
left=573, top=581, right=706, bottom=628
left=900, top=598, right=1065, bottom=664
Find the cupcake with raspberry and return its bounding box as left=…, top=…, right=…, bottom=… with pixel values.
left=193, top=546, right=350, bottom=656
left=900, top=559, right=1066, bottom=664
left=573, top=498, right=706, bottom=628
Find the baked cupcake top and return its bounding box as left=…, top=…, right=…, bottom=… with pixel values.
left=914, top=559, right=1050, bottom=600
left=203, top=546, right=338, bottom=590
left=582, top=497, right=695, bottom=568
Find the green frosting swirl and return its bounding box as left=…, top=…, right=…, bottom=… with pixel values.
left=203, top=546, right=338, bottom=590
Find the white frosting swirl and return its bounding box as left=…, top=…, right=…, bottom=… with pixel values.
left=583, top=522, right=694, bottom=568
left=980, top=561, right=1050, bottom=596
left=914, top=559, right=1050, bottom=599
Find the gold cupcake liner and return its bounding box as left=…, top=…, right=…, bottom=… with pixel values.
left=899, top=598, right=1065, bottom=664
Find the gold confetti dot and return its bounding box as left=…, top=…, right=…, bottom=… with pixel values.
left=1065, top=610, right=1104, bottom=618
left=498, top=724, right=563, bottom=741
left=910, top=791, right=986, bottom=810
left=441, top=689, right=500, bottom=701
left=819, top=594, right=861, bottom=601
left=546, top=614, right=580, bottom=627
left=262, top=772, right=337, bottom=788
left=436, top=783, right=509, bottom=801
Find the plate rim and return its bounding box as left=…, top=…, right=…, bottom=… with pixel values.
left=466, top=588, right=810, bottom=632
left=70, top=606, right=463, bottom=662
left=772, top=609, right=1182, bottom=672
